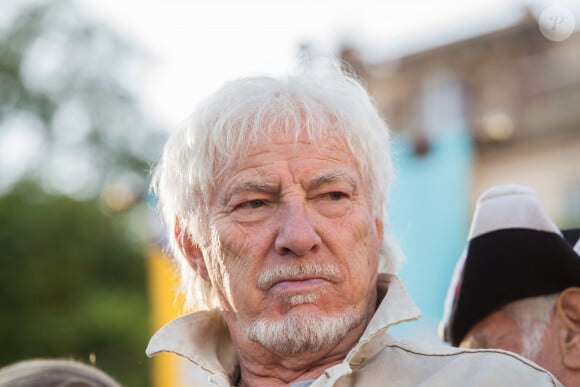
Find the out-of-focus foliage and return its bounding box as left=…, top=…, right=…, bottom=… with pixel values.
left=0, top=182, right=151, bottom=386
left=0, top=0, right=164, bottom=198
left=0, top=0, right=164, bottom=385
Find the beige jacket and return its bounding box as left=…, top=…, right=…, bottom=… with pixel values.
left=146, top=275, right=562, bottom=386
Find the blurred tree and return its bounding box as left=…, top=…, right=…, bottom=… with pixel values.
left=0, top=181, right=151, bottom=386
left=0, top=0, right=164, bottom=197
left=0, top=0, right=165, bottom=385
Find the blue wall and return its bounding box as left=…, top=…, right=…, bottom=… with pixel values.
left=387, top=130, right=473, bottom=343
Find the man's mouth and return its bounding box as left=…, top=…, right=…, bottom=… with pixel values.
left=270, top=277, right=329, bottom=292
left=257, top=263, right=341, bottom=291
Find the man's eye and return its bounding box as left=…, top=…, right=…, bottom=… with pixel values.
left=229, top=198, right=271, bottom=221
left=247, top=199, right=265, bottom=209
left=326, top=192, right=346, bottom=200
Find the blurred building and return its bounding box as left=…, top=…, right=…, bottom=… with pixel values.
left=340, top=7, right=580, bottom=226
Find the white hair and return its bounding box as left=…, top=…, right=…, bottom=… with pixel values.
left=503, top=293, right=559, bottom=359
left=0, top=359, right=121, bottom=387
left=151, top=62, right=402, bottom=311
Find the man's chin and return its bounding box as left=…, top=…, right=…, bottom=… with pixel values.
left=245, top=309, right=360, bottom=355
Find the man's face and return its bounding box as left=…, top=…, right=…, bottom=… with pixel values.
left=459, top=305, right=562, bottom=379
left=459, top=308, right=523, bottom=354
left=202, top=132, right=382, bottom=354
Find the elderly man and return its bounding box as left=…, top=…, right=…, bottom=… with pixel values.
left=441, top=184, right=580, bottom=386
left=146, top=65, right=562, bottom=386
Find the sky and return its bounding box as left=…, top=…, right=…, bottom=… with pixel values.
left=75, top=0, right=580, bottom=129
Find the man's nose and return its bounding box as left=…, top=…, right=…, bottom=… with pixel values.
left=274, top=201, right=321, bottom=256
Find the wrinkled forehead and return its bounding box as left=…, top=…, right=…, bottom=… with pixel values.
left=260, top=128, right=350, bottom=154
left=212, top=112, right=361, bottom=182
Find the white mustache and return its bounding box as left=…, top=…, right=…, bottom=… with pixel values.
left=257, top=262, right=341, bottom=290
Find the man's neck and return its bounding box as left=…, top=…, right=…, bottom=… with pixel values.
left=237, top=351, right=343, bottom=387
left=232, top=316, right=370, bottom=387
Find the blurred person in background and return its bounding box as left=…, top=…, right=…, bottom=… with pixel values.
left=147, top=63, right=562, bottom=386
left=441, top=184, right=580, bottom=387
left=0, top=358, right=121, bottom=387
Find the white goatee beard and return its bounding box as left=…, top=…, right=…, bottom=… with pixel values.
left=244, top=307, right=361, bottom=355
left=243, top=262, right=364, bottom=354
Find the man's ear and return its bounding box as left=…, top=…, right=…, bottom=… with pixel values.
left=174, top=221, right=210, bottom=282
left=557, top=287, right=580, bottom=369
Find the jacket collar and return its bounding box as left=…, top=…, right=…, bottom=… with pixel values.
left=146, top=274, right=421, bottom=381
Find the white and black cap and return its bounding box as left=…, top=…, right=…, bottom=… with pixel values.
left=440, top=184, right=580, bottom=346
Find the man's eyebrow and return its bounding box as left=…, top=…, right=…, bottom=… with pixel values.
left=308, top=169, right=358, bottom=191
left=226, top=180, right=278, bottom=199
